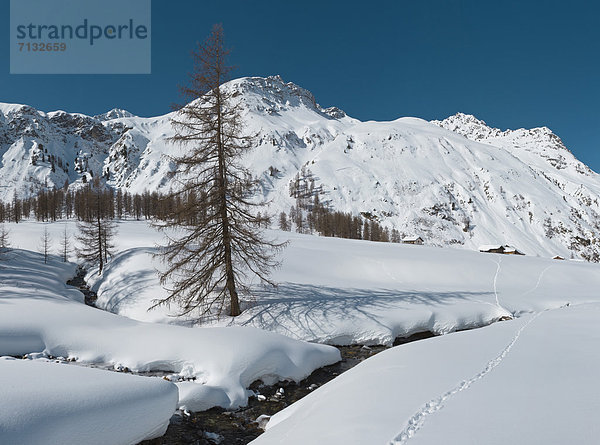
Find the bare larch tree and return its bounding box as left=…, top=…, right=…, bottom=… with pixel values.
left=154, top=24, right=284, bottom=318
left=59, top=224, right=71, bottom=262
left=76, top=177, right=116, bottom=274
left=39, top=225, right=52, bottom=264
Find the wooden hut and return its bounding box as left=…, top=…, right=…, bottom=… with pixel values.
left=402, top=236, right=424, bottom=245
left=479, top=244, right=524, bottom=255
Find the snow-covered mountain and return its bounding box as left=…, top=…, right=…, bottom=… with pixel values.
left=1, top=76, right=599, bottom=260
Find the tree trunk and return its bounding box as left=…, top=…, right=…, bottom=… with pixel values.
left=215, top=85, right=241, bottom=316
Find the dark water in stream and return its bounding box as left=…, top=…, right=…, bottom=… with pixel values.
left=67, top=267, right=431, bottom=445
left=140, top=344, right=387, bottom=445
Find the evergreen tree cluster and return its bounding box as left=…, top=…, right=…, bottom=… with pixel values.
left=0, top=187, right=184, bottom=223
left=283, top=166, right=401, bottom=242
left=0, top=183, right=405, bottom=245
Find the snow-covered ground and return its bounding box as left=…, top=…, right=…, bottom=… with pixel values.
left=3, top=219, right=600, bottom=443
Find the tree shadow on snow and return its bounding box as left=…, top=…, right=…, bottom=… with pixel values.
left=230, top=283, right=495, bottom=342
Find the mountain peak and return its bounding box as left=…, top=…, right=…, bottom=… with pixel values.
left=432, top=112, right=501, bottom=141
left=224, top=75, right=348, bottom=120
left=449, top=112, right=488, bottom=125
left=227, top=75, right=317, bottom=107
left=0, top=103, right=41, bottom=120
left=432, top=112, right=585, bottom=177
left=94, top=109, right=135, bottom=121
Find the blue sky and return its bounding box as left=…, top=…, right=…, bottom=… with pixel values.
left=1, top=0, right=599, bottom=171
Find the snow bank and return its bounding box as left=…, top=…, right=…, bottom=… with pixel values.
left=71, top=222, right=600, bottom=345
left=214, top=232, right=600, bottom=344
left=0, top=357, right=178, bottom=445
left=91, top=246, right=187, bottom=324
left=252, top=303, right=600, bottom=445
left=0, top=248, right=340, bottom=412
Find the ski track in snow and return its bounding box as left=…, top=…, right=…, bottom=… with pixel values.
left=521, top=264, right=553, bottom=297
left=491, top=257, right=502, bottom=309
left=388, top=311, right=543, bottom=445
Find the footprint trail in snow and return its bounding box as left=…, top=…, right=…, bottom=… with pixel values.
left=388, top=312, right=542, bottom=445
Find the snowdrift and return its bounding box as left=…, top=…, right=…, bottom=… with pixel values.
left=0, top=357, right=177, bottom=445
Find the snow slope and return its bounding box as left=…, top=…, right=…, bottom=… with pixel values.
left=0, top=357, right=178, bottom=445
left=251, top=303, right=600, bottom=445
left=1, top=76, right=600, bottom=259
left=213, top=231, right=600, bottom=345
left=0, top=246, right=340, bottom=414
